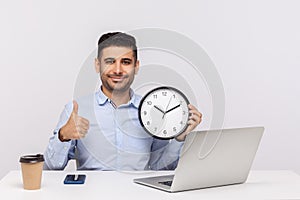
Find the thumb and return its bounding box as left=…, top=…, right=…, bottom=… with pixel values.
left=72, top=100, right=78, bottom=115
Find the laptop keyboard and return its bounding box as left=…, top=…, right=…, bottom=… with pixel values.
left=158, top=181, right=173, bottom=187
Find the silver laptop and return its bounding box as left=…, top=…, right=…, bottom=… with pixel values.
left=134, top=126, right=264, bottom=192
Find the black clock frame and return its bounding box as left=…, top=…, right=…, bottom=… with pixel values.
left=138, top=86, right=190, bottom=140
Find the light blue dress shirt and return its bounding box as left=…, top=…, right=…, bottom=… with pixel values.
left=44, top=88, right=183, bottom=171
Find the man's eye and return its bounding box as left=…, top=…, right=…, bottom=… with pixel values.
left=105, top=60, right=114, bottom=64
left=122, top=60, right=131, bottom=65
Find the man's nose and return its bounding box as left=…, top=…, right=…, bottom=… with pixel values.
left=114, top=61, right=122, bottom=74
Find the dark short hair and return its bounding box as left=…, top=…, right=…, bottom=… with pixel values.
left=97, top=32, right=137, bottom=61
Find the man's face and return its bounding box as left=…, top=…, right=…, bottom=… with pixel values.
left=95, top=46, right=139, bottom=94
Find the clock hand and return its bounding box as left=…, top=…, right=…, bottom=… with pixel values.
left=163, top=95, right=173, bottom=119
left=154, top=105, right=165, bottom=114
left=165, top=95, right=173, bottom=111
left=165, top=104, right=181, bottom=114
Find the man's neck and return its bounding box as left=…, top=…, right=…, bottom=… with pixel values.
left=101, top=86, right=131, bottom=107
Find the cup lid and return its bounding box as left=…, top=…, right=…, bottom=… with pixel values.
left=19, top=154, right=44, bottom=163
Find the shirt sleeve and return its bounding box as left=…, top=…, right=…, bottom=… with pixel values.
left=43, top=102, right=76, bottom=170
left=149, top=138, right=184, bottom=170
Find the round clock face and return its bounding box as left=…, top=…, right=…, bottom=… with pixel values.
left=138, top=86, right=190, bottom=139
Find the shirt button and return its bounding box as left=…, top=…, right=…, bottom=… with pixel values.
left=64, top=146, right=67, bottom=150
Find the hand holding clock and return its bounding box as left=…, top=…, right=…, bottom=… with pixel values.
left=175, top=104, right=202, bottom=142
left=139, top=86, right=202, bottom=141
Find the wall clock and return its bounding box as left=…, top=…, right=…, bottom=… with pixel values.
left=138, top=86, right=190, bottom=139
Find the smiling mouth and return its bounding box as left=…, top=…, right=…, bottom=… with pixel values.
left=108, top=74, right=128, bottom=82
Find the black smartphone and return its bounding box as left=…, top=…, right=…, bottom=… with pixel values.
left=63, top=174, right=86, bottom=184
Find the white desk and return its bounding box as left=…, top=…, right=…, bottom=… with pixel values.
left=0, top=170, right=300, bottom=200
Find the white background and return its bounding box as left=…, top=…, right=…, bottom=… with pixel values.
left=0, top=0, right=299, bottom=179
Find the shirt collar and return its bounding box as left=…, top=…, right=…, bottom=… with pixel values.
left=96, top=87, right=140, bottom=108
left=129, top=89, right=141, bottom=108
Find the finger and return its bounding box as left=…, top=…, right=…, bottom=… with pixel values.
left=189, top=109, right=202, bottom=119
left=76, top=122, right=89, bottom=132
left=78, top=117, right=89, bottom=126
left=187, top=117, right=199, bottom=125
left=79, top=131, right=87, bottom=137
left=77, top=128, right=87, bottom=138
left=188, top=104, right=202, bottom=116
left=76, top=121, right=89, bottom=131
left=75, top=131, right=84, bottom=139
left=75, top=125, right=87, bottom=134
left=186, top=119, right=198, bottom=131
left=72, top=131, right=82, bottom=140
left=188, top=104, right=196, bottom=110
left=177, top=117, right=199, bottom=141
left=188, top=113, right=202, bottom=127
left=72, top=100, right=79, bottom=115
left=189, top=114, right=202, bottom=124
left=79, top=124, right=89, bottom=133
left=184, top=122, right=195, bottom=134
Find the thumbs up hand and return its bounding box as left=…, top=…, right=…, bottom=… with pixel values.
left=59, top=101, right=90, bottom=142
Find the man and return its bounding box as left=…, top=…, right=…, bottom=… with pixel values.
left=44, top=32, right=202, bottom=170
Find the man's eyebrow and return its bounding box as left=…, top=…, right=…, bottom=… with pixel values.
left=121, top=58, right=133, bottom=61
left=104, top=57, right=115, bottom=61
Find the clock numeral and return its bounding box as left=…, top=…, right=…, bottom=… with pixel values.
left=162, top=91, right=167, bottom=96
left=173, top=127, right=177, bottom=132
left=180, top=121, right=184, bottom=125
left=163, top=130, right=167, bottom=134
left=153, top=94, right=157, bottom=99
left=147, top=101, right=152, bottom=105
left=146, top=121, right=150, bottom=126
left=154, top=127, right=158, bottom=132
left=180, top=100, right=183, bottom=105
left=143, top=111, right=147, bottom=115
left=182, top=110, right=186, bottom=115
left=173, top=94, right=176, bottom=98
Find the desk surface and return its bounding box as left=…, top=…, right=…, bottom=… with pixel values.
left=0, top=170, right=300, bottom=200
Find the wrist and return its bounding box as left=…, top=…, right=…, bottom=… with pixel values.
left=175, top=134, right=186, bottom=142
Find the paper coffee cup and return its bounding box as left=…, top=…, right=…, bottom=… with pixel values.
left=19, top=154, right=44, bottom=190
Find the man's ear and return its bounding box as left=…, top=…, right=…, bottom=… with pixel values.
left=94, top=58, right=100, bottom=73
left=134, top=60, right=140, bottom=75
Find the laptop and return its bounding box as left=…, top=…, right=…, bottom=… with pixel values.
left=133, top=126, right=264, bottom=192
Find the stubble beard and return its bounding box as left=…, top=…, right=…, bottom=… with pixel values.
left=101, top=75, right=134, bottom=95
